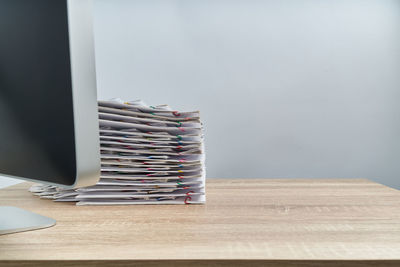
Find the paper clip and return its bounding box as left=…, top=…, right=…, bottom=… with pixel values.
left=184, top=196, right=192, bottom=204
left=177, top=135, right=182, bottom=140
left=176, top=145, right=183, bottom=149
left=178, top=175, right=184, bottom=179
left=172, top=111, right=181, bottom=117
left=146, top=174, right=153, bottom=177
left=179, top=159, right=186, bottom=163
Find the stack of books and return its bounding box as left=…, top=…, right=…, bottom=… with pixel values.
left=30, top=99, right=206, bottom=205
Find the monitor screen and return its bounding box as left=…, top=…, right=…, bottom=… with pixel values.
left=0, top=0, right=77, bottom=185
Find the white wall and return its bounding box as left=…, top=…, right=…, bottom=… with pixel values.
left=2, top=0, right=400, bottom=189
left=94, top=0, right=400, bottom=188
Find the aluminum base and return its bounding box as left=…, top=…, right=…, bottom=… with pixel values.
left=0, top=206, right=56, bottom=235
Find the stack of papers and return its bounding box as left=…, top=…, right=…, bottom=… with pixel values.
left=30, top=99, right=206, bottom=205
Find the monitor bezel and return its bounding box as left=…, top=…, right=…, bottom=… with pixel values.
left=0, top=0, right=100, bottom=189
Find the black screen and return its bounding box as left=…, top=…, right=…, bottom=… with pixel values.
left=0, top=0, right=76, bottom=185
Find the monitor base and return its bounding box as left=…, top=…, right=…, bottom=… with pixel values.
left=0, top=206, right=56, bottom=235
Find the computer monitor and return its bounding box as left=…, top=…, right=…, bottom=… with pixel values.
left=0, top=0, right=100, bottom=234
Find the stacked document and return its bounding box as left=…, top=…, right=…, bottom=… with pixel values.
left=30, top=99, right=206, bottom=205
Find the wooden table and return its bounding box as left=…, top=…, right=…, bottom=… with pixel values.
left=1, top=179, right=400, bottom=266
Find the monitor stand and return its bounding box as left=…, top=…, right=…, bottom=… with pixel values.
left=0, top=206, right=56, bottom=235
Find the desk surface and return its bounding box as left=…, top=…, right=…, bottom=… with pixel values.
left=1, top=179, right=400, bottom=266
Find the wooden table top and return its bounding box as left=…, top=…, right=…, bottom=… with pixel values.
left=1, top=179, right=400, bottom=266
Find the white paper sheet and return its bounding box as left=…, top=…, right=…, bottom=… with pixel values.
left=30, top=99, right=206, bottom=205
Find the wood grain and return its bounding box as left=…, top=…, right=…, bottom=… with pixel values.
left=1, top=179, right=400, bottom=266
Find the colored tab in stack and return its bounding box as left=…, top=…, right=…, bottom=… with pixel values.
left=29, top=99, right=206, bottom=205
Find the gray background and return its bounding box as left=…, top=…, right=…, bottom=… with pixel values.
left=1, top=0, right=400, bottom=189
